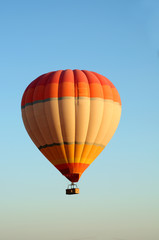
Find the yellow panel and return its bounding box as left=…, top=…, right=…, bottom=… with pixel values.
left=85, top=145, right=104, bottom=164
left=74, top=144, right=85, bottom=163
left=80, top=144, right=92, bottom=163
left=64, top=144, right=75, bottom=163
left=80, top=145, right=104, bottom=164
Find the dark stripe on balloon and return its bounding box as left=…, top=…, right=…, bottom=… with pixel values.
left=38, top=141, right=105, bottom=150
left=21, top=97, right=115, bottom=109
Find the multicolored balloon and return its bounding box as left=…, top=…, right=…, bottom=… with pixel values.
left=21, top=69, right=121, bottom=183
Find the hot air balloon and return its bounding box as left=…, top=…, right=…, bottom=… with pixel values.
left=21, top=69, right=121, bottom=194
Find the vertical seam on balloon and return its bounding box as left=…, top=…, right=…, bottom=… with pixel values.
left=22, top=80, right=45, bottom=149
left=90, top=72, right=105, bottom=162
left=24, top=80, right=46, bottom=146
left=43, top=72, right=67, bottom=164
left=79, top=71, right=104, bottom=164
left=78, top=70, right=91, bottom=164
left=50, top=71, right=68, bottom=164
left=22, top=108, right=41, bottom=148
left=86, top=79, right=113, bottom=163
left=23, top=79, right=54, bottom=161
left=73, top=70, right=76, bottom=165
left=57, top=71, right=69, bottom=164
left=102, top=102, right=121, bottom=147
left=99, top=86, right=115, bottom=150
left=73, top=70, right=89, bottom=169
left=86, top=74, right=119, bottom=162
left=32, top=74, right=56, bottom=161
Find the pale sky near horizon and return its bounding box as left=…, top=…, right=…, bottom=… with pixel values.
left=0, top=0, right=159, bottom=240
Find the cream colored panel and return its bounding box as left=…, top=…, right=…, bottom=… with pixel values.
left=24, top=105, right=46, bottom=146
left=58, top=98, right=75, bottom=142
left=33, top=103, right=53, bottom=144
left=44, top=100, right=64, bottom=143
left=95, top=100, right=114, bottom=144
left=44, top=99, right=68, bottom=162
left=22, top=109, right=40, bottom=148
left=85, top=99, right=104, bottom=143
left=101, top=103, right=121, bottom=146
left=74, top=97, right=90, bottom=163
left=75, top=98, right=90, bottom=142
left=59, top=98, right=75, bottom=163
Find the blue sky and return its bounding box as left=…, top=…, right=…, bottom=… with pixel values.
left=0, top=0, right=159, bottom=239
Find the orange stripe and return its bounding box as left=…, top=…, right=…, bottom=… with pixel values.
left=74, top=69, right=89, bottom=83
left=91, top=71, right=115, bottom=87
left=112, top=88, right=121, bottom=105
left=21, top=70, right=121, bottom=106
left=47, top=70, right=62, bottom=84
left=102, top=85, right=113, bottom=101
left=23, top=83, right=104, bottom=105
left=58, top=82, right=75, bottom=98
left=89, top=83, right=104, bottom=98
left=59, top=69, right=74, bottom=83
left=44, top=83, right=58, bottom=99
left=25, top=88, right=35, bottom=104
left=75, top=81, right=90, bottom=97
left=82, top=70, right=102, bottom=84
left=33, top=85, right=45, bottom=101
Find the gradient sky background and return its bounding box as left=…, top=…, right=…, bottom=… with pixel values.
left=0, top=0, right=159, bottom=240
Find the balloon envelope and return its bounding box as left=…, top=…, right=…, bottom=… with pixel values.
left=21, top=69, right=121, bottom=182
